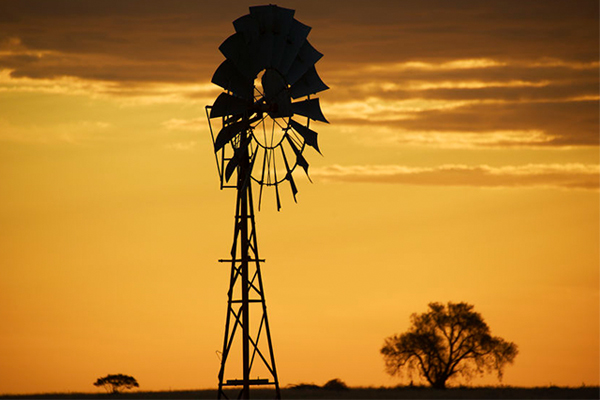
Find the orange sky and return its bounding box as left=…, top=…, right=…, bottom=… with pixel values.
left=0, top=0, right=598, bottom=394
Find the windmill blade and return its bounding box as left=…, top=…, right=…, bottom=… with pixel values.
left=285, top=134, right=311, bottom=178
left=214, top=119, right=250, bottom=152
left=250, top=5, right=276, bottom=70
left=210, top=92, right=249, bottom=119
left=274, top=174, right=282, bottom=211
left=289, top=66, right=329, bottom=99
left=233, top=14, right=260, bottom=47
left=291, top=98, right=328, bottom=123
left=286, top=170, right=298, bottom=200
left=219, top=32, right=258, bottom=79
left=233, top=14, right=261, bottom=73
left=224, top=136, right=252, bottom=182
left=271, top=6, right=295, bottom=69
left=224, top=152, right=239, bottom=182
left=244, top=148, right=258, bottom=191
left=262, top=69, right=286, bottom=102
left=290, top=119, right=321, bottom=154
left=285, top=40, right=323, bottom=86
left=276, top=18, right=311, bottom=76
left=211, top=60, right=253, bottom=100
left=281, top=146, right=298, bottom=202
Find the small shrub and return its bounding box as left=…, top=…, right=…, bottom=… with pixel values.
left=323, top=378, right=349, bottom=390
left=289, top=383, right=321, bottom=390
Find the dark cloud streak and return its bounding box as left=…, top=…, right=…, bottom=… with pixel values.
left=312, top=164, right=600, bottom=190
left=0, top=0, right=597, bottom=149
left=329, top=99, right=599, bottom=147
left=1, top=0, right=598, bottom=84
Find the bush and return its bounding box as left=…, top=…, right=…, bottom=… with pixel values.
left=288, top=383, right=321, bottom=390
left=323, top=378, right=349, bottom=390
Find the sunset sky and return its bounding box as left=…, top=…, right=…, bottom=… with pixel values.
left=0, top=0, right=598, bottom=394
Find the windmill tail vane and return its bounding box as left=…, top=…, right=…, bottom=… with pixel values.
left=206, top=4, right=328, bottom=399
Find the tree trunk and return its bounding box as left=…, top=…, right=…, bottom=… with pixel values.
left=432, top=378, right=447, bottom=390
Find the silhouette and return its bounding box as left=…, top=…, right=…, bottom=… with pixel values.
left=323, top=378, right=349, bottom=390
left=93, top=374, right=139, bottom=394
left=380, top=302, right=518, bottom=389
left=206, top=4, right=329, bottom=400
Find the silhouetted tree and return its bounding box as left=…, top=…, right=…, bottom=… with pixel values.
left=381, top=302, right=518, bottom=389
left=93, top=374, right=139, bottom=394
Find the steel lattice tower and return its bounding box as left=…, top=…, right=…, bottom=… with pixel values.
left=216, top=128, right=280, bottom=399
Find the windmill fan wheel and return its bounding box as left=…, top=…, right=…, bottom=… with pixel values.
left=207, top=4, right=329, bottom=209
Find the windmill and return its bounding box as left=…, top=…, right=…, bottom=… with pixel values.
left=205, top=4, right=328, bottom=400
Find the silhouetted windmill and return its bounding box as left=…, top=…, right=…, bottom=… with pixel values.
left=206, top=4, right=328, bottom=400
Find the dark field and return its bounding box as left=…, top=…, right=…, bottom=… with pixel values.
left=1, top=386, right=598, bottom=399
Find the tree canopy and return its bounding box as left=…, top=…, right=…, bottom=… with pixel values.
left=93, top=374, right=139, bottom=394
left=380, top=302, right=518, bottom=389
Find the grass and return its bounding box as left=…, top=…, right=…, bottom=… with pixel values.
left=1, top=386, right=599, bottom=399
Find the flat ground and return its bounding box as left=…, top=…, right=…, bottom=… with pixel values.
left=1, top=387, right=598, bottom=399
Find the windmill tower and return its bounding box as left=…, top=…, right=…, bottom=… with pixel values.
left=206, top=5, right=328, bottom=399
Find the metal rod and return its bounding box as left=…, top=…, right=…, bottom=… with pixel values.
left=248, top=184, right=281, bottom=399
left=239, top=123, right=251, bottom=400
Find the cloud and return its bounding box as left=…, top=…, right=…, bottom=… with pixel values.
left=402, top=80, right=553, bottom=90
left=0, top=1, right=273, bottom=91
left=1, top=1, right=597, bottom=86
left=0, top=69, right=219, bottom=105
left=162, top=118, right=206, bottom=132
left=165, top=141, right=198, bottom=151
left=0, top=0, right=597, bottom=150
left=364, top=58, right=508, bottom=72
left=324, top=65, right=598, bottom=128
left=326, top=59, right=598, bottom=101
left=312, top=164, right=600, bottom=190
left=319, top=54, right=599, bottom=149
left=313, top=0, right=598, bottom=65
left=0, top=118, right=113, bottom=144
left=325, top=93, right=599, bottom=148
left=324, top=97, right=475, bottom=122
left=388, top=100, right=599, bottom=147
left=342, top=126, right=554, bottom=148
left=325, top=95, right=598, bottom=122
